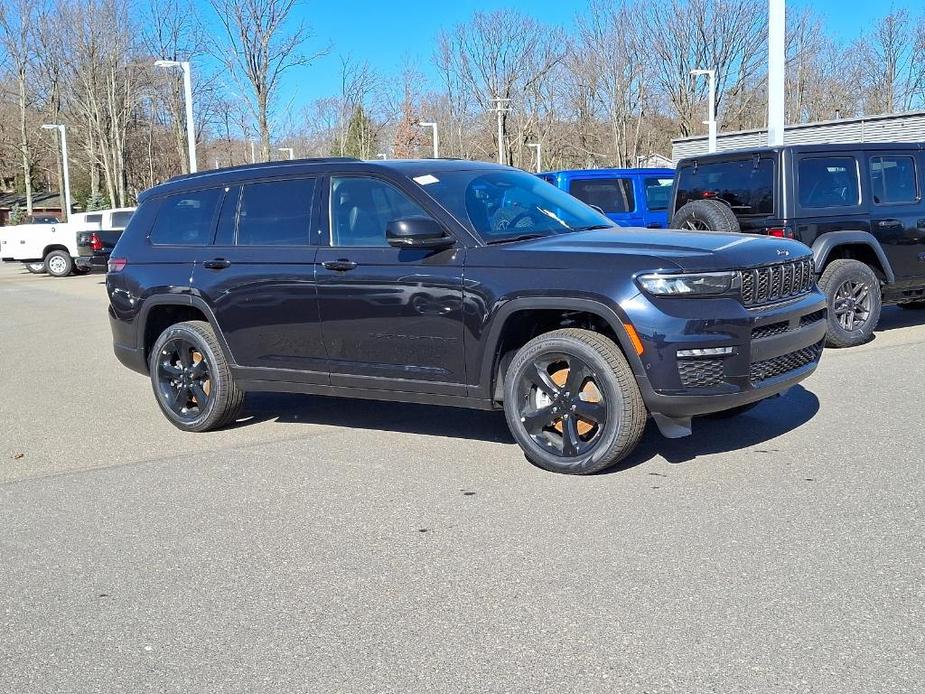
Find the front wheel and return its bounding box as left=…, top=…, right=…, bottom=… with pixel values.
left=149, top=320, right=245, bottom=432
left=817, top=259, right=881, bottom=348
left=502, top=328, right=647, bottom=475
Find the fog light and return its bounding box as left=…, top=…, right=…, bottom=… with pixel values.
left=677, top=347, right=735, bottom=358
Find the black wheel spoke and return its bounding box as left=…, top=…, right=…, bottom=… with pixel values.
left=562, top=417, right=581, bottom=457
left=522, top=405, right=555, bottom=434
left=178, top=347, right=193, bottom=369
left=524, top=362, right=560, bottom=397
left=573, top=399, right=605, bottom=424
left=189, top=360, right=208, bottom=379
left=190, top=383, right=209, bottom=409
left=565, top=361, right=590, bottom=394
left=161, top=362, right=182, bottom=378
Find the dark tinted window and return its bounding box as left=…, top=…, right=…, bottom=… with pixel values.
left=110, top=211, right=134, bottom=228
left=869, top=155, right=918, bottom=204
left=798, top=156, right=859, bottom=209
left=85, top=214, right=103, bottom=224
left=569, top=178, right=635, bottom=213
left=330, top=176, right=428, bottom=247
left=237, top=178, right=316, bottom=246
left=675, top=157, right=775, bottom=215
left=149, top=188, right=221, bottom=245
left=213, top=186, right=240, bottom=245
left=644, top=177, right=674, bottom=211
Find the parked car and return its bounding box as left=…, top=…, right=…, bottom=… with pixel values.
left=0, top=207, right=135, bottom=276
left=539, top=168, right=675, bottom=228
left=107, top=158, right=825, bottom=475
left=670, top=143, right=925, bottom=347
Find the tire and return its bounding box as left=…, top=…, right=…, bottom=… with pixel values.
left=24, top=262, right=46, bottom=274
left=703, top=402, right=760, bottom=419
left=502, top=328, right=647, bottom=475
left=44, top=250, right=73, bottom=277
left=72, top=266, right=91, bottom=275
left=671, top=199, right=740, bottom=232
left=817, top=259, right=881, bottom=348
left=149, top=320, right=245, bottom=432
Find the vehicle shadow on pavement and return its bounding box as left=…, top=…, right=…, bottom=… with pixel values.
left=604, top=384, right=820, bottom=473
left=235, top=391, right=516, bottom=443
left=876, top=305, right=925, bottom=333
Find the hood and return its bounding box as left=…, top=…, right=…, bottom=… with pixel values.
left=506, top=228, right=810, bottom=271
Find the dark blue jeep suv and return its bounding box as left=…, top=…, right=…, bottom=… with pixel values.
left=107, top=158, right=826, bottom=474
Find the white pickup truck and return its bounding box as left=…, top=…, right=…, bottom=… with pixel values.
left=0, top=208, right=135, bottom=276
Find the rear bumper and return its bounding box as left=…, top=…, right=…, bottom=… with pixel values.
left=627, top=290, right=827, bottom=418
left=76, top=251, right=110, bottom=271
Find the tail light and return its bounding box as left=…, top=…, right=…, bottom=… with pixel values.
left=108, top=257, right=127, bottom=272
left=89, top=232, right=103, bottom=251
left=768, top=227, right=794, bottom=238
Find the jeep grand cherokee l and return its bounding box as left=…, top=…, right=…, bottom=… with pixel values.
left=107, top=158, right=826, bottom=474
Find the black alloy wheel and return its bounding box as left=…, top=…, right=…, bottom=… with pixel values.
left=503, top=328, right=646, bottom=475
left=155, top=337, right=213, bottom=422
left=516, top=352, right=607, bottom=458
left=832, top=279, right=872, bottom=332
left=818, top=259, right=881, bottom=348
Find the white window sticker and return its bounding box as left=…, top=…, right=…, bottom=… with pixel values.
left=413, top=174, right=439, bottom=185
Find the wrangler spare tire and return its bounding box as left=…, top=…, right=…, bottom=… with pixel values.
left=671, top=199, right=740, bottom=232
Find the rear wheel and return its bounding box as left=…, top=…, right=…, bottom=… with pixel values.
left=149, top=320, right=245, bottom=432
left=503, top=328, right=646, bottom=475
left=24, top=262, right=46, bottom=274
left=44, top=250, right=73, bottom=277
left=818, top=259, right=881, bottom=348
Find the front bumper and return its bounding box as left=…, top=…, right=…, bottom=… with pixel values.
left=625, top=289, right=827, bottom=418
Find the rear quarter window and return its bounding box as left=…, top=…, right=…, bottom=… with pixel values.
left=675, top=157, right=775, bottom=216
left=149, top=188, right=222, bottom=246
left=644, top=177, right=674, bottom=211
left=797, top=156, right=860, bottom=209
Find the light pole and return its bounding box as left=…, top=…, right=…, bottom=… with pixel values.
left=417, top=121, right=439, bottom=159
left=690, top=69, right=717, bottom=153
left=154, top=59, right=197, bottom=173
left=278, top=147, right=294, bottom=160
left=492, top=97, right=511, bottom=164
left=41, top=124, right=71, bottom=222
left=376, top=153, right=387, bottom=160
left=767, top=0, right=786, bottom=146
left=527, top=142, right=542, bottom=173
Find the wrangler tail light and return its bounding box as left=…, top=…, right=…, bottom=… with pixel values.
left=89, top=232, right=103, bottom=251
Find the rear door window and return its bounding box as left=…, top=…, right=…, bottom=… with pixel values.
left=568, top=178, right=635, bottom=213
left=675, top=157, right=774, bottom=215
left=236, top=178, right=316, bottom=246
left=149, top=188, right=222, bottom=245
left=644, top=177, right=674, bottom=211
left=798, top=156, right=860, bottom=209
left=869, top=155, right=918, bottom=204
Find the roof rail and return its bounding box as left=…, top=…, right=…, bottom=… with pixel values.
left=166, top=157, right=361, bottom=183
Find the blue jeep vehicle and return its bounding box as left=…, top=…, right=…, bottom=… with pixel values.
left=539, top=168, right=675, bottom=228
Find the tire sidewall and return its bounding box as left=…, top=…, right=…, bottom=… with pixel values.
left=671, top=200, right=740, bottom=232
left=149, top=323, right=225, bottom=431
left=821, top=261, right=881, bottom=347
left=503, top=335, right=628, bottom=474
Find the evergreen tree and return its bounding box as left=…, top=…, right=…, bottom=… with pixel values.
left=342, top=105, right=375, bottom=159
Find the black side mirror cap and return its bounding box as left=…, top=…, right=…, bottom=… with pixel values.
left=386, top=216, right=454, bottom=250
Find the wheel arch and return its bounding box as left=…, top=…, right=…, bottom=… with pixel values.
left=42, top=244, right=71, bottom=258
left=138, top=295, right=236, bottom=369
left=811, top=231, right=895, bottom=284
left=478, top=297, right=644, bottom=401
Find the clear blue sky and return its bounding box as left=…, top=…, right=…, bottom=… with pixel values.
left=267, top=0, right=921, bottom=109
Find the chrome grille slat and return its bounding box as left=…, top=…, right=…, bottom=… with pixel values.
left=738, top=258, right=815, bottom=307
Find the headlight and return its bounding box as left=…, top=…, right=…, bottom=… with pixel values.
left=637, top=271, right=739, bottom=297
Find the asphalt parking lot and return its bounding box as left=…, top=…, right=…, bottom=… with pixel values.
left=0, top=260, right=922, bottom=693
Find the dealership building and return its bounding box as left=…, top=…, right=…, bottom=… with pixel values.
left=671, top=110, right=925, bottom=163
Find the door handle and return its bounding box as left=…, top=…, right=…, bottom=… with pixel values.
left=322, top=259, right=358, bottom=271
left=876, top=219, right=901, bottom=228
left=203, top=258, right=231, bottom=269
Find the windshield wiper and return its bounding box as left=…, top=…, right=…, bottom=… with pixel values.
left=571, top=224, right=613, bottom=231
left=485, top=233, right=548, bottom=245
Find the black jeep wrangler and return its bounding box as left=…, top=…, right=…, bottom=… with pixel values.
left=671, top=143, right=925, bottom=347
left=108, top=158, right=825, bottom=475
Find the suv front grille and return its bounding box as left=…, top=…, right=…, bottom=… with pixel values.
left=740, top=258, right=815, bottom=307
left=749, top=340, right=823, bottom=385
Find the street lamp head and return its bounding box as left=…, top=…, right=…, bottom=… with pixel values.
left=154, top=59, right=181, bottom=68
left=418, top=121, right=436, bottom=128
left=41, top=124, right=59, bottom=130
left=690, top=69, right=715, bottom=78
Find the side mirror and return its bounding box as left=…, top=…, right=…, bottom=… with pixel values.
left=386, top=216, right=454, bottom=250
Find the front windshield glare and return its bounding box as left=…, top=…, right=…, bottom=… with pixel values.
left=419, top=170, right=614, bottom=242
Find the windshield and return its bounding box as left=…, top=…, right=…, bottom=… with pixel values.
left=418, top=169, right=614, bottom=242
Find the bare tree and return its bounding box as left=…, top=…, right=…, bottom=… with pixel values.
left=859, top=10, right=925, bottom=113
left=208, top=0, right=327, bottom=161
